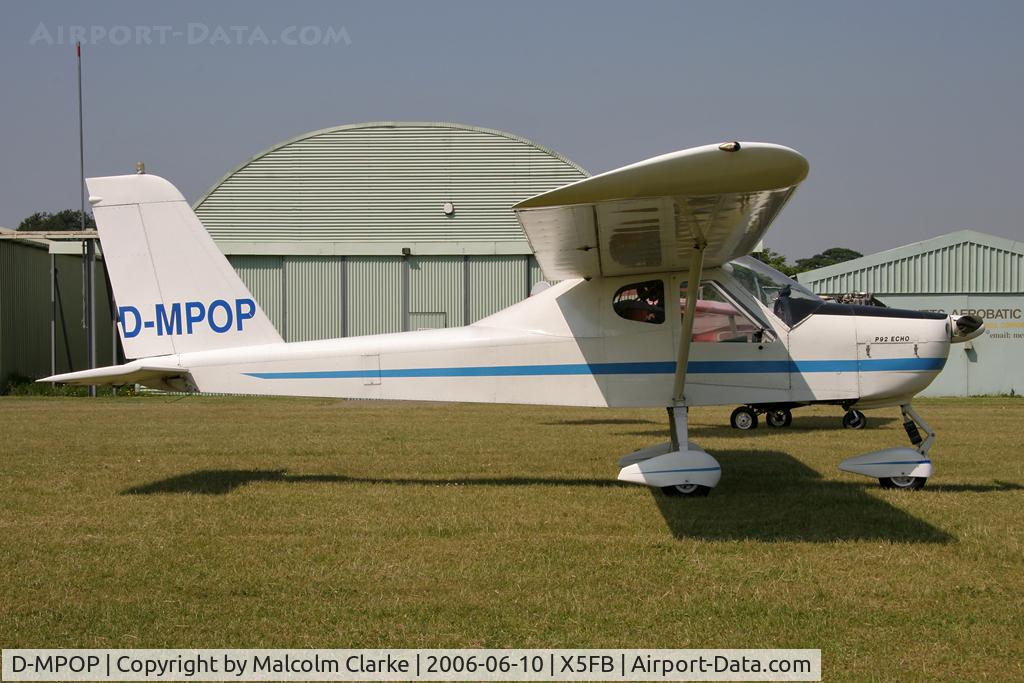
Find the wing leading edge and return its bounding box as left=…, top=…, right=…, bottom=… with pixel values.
left=513, top=142, right=809, bottom=280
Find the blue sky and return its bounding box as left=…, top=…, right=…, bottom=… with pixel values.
left=1, top=0, right=1021, bottom=258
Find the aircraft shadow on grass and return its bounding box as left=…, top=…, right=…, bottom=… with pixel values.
left=650, top=449, right=958, bottom=544
left=116, top=450, right=1024, bottom=543
left=121, top=470, right=626, bottom=496
left=858, top=481, right=1023, bottom=494
left=548, top=416, right=900, bottom=435
left=541, top=418, right=661, bottom=426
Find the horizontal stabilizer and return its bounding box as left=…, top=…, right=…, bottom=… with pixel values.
left=41, top=361, right=192, bottom=392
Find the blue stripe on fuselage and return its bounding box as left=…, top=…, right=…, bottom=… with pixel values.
left=244, top=357, right=945, bottom=380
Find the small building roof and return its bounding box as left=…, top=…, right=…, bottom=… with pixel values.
left=0, top=226, right=49, bottom=250
left=797, top=230, right=1024, bottom=295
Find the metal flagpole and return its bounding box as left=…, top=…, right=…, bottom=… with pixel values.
left=50, top=254, right=56, bottom=386
left=77, top=41, right=96, bottom=397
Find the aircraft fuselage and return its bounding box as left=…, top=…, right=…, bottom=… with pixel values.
left=148, top=264, right=951, bottom=411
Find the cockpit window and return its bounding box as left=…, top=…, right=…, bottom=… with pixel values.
left=613, top=279, right=665, bottom=324
left=726, top=256, right=824, bottom=327
left=680, top=281, right=763, bottom=342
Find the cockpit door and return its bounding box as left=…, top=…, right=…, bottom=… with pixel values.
left=601, top=276, right=676, bottom=405
left=672, top=274, right=791, bottom=390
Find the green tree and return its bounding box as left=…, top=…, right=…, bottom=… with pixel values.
left=17, top=209, right=95, bottom=232
left=793, top=247, right=863, bottom=273
left=751, top=247, right=797, bottom=276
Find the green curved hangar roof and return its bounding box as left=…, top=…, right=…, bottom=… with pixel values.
left=194, top=122, right=588, bottom=247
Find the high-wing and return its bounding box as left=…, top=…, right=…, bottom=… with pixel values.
left=513, top=142, right=809, bottom=280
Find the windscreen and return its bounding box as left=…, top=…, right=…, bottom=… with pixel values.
left=725, top=256, right=824, bottom=326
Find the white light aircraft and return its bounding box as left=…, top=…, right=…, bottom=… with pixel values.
left=45, top=141, right=985, bottom=496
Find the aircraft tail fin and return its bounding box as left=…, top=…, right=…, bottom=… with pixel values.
left=86, top=173, right=283, bottom=359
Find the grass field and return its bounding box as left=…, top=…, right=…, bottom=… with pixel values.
left=1, top=396, right=1022, bottom=680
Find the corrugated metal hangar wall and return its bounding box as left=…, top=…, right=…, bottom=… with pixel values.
left=0, top=236, right=115, bottom=386
left=224, top=253, right=548, bottom=341
left=798, top=230, right=1024, bottom=397
left=194, top=121, right=586, bottom=340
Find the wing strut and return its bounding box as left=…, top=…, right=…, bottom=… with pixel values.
left=671, top=229, right=708, bottom=403
left=617, top=224, right=722, bottom=493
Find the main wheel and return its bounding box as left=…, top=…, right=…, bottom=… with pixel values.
left=766, top=408, right=792, bottom=428
left=879, top=476, right=927, bottom=490
left=730, top=406, right=758, bottom=430
left=662, top=483, right=712, bottom=497
left=842, top=409, right=867, bottom=429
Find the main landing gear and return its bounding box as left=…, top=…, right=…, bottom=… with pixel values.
left=842, top=409, right=867, bottom=429
left=663, top=482, right=712, bottom=498
left=617, top=405, right=722, bottom=497
left=730, top=405, right=868, bottom=430
left=730, top=406, right=758, bottom=430
left=730, top=405, right=792, bottom=430
left=839, top=404, right=934, bottom=490
left=617, top=403, right=937, bottom=496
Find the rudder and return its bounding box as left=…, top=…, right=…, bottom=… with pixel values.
left=87, top=173, right=283, bottom=358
